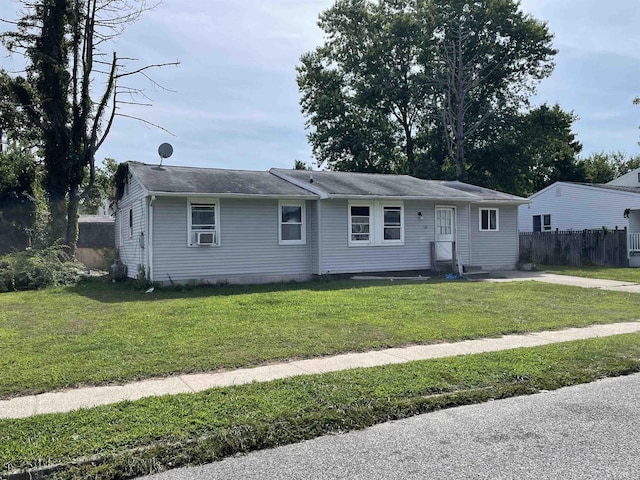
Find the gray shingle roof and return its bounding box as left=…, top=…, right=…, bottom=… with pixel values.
left=128, top=163, right=317, bottom=197
left=272, top=169, right=527, bottom=203
left=436, top=181, right=529, bottom=202
left=126, top=162, right=527, bottom=203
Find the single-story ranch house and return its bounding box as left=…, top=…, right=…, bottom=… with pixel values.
left=114, top=162, right=528, bottom=284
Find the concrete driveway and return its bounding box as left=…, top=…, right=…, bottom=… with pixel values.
left=484, top=271, right=640, bottom=293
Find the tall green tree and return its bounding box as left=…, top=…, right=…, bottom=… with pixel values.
left=298, top=0, right=431, bottom=173
left=298, top=0, right=556, bottom=181
left=1, top=0, right=177, bottom=253
left=466, top=104, right=583, bottom=197
left=432, top=0, right=556, bottom=179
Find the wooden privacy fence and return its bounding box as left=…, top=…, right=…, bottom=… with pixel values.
left=519, top=228, right=628, bottom=267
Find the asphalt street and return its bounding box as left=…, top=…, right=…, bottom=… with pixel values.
left=141, top=373, right=640, bottom=480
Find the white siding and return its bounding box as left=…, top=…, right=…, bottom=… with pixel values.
left=469, top=204, right=519, bottom=268
left=319, top=199, right=439, bottom=274
left=115, top=175, right=146, bottom=278
left=519, top=183, right=640, bottom=232
left=152, top=197, right=313, bottom=283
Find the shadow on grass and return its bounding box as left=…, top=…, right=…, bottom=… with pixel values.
left=67, top=271, right=457, bottom=303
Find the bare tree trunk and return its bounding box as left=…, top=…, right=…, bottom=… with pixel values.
left=48, top=193, right=67, bottom=244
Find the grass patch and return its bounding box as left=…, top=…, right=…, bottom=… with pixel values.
left=2, top=333, right=640, bottom=479
left=541, top=265, right=640, bottom=283
left=1, top=278, right=640, bottom=398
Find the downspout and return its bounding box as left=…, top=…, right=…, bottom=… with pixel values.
left=468, top=203, right=472, bottom=265
left=148, top=195, right=155, bottom=282
left=318, top=201, right=323, bottom=275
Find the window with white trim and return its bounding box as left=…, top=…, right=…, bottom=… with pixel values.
left=349, top=204, right=372, bottom=244
left=383, top=206, right=402, bottom=240
left=188, top=200, right=219, bottom=246
left=279, top=201, right=306, bottom=245
left=479, top=208, right=499, bottom=231
left=349, top=201, right=404, bottom=246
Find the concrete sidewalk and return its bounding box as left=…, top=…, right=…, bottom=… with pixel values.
left=2, top=321, right=640, bottom=420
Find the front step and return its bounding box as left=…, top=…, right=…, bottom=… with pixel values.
left=462, top=265, right=491, bottom=280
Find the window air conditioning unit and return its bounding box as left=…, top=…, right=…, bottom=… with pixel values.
left=196, top=232, right=215, bottom=245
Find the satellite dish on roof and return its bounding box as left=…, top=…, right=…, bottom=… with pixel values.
left=157, top=143, right=173, bottom=166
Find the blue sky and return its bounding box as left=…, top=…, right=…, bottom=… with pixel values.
left=1, top=0, right=639, bottom=170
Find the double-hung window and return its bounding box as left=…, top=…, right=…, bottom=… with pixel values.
left=349, top=202, right=404, bottom=246
left=383, top=206, right=402, bottom=240
left=279, top=201, right=306, bottom=245
left=188, top=200, right=219, bottom=246
left=349, top=205, right=372, bottom=244
left=479, top=208, right=499, bottom=231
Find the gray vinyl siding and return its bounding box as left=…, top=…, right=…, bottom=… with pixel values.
left=469, top=204, right=519, bottom=268
left=115, top=176, right=146, bottom=278
left=318, top=199, right=440, bottom=274
left=152, top=197, right=313, bottom=283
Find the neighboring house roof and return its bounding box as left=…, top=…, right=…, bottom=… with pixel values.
left=78, top=215, right=115, bottom=224
left=528, top=181, right=640, bottom=200
left=271, top=169, right=527, bottom=203
left=606, top=167, right=640, bottom=187
left=128, top=162, right=318, bottom=198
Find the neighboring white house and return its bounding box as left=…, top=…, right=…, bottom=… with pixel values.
left=113, top=162, right=529, bottom=285
left=518, top=167, right=640, bottom=267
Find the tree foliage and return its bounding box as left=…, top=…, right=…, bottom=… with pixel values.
left=1, top=0, right=177, bottom=252
left=465, top=104, right=582, bottom=197
left=79, top=157, right=118, bottom=214
left=0, top=145, right=43, bottom=254
left=298, top=0, right=556, bottom=182
left=579, top=151, right=640, bottom=184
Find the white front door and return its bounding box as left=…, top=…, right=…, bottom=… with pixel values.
left=435, top=207, right=455, bottom=261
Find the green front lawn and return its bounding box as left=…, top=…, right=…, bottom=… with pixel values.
left=2, top=278, right=639, bottom=398
left=541, top=265, right=640, bottom=283
left=2, top=334, right=640, bottom=479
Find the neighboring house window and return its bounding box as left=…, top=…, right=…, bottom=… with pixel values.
left=533, top=214, right=551, bottom=232
left=349, top=201, right=404, bottom=246
left=188, top=200, right=219, bottom=246
left=479, top=208, right=499, bottom=231
left=279, top=201, right=306, bottom=245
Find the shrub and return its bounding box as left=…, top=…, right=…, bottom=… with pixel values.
left=0, top=245, right=84, bottom=292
